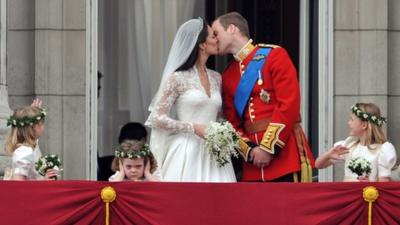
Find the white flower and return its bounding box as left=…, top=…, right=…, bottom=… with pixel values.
left=35, top=154, right=62, bottom=176
left=204, top=121, right=239, bottom=167
left=347, top=157, right=371, bottom=177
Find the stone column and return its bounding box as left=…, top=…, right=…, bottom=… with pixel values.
left=35, top=0, right=87, bottom=179
left=388, top=0, right=400, bottom=156
left=334, top=0, right=389, bottom=181
left=1, top=0, right=36, bottom=174
left=0, top=0, right=11, bottom=175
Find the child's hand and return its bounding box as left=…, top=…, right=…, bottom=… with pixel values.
left=357, top=175, right=370, bottom=182
left=144, top=161, right=151, bottom=177
left=113, top=159, right=125, bottom=181
left=31, top=98, right=42, bottom=108
left=44, top=169, right=58, bottom=180
left=327, top=145, right=349, bottom=161
left=144, top=162, right=158, bottom=181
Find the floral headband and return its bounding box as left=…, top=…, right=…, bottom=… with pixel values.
left=351, top=104, right=386, bottom=127
left=115, top=144, right=151, bottom=159
left=7, top=108, right=47, bottom=127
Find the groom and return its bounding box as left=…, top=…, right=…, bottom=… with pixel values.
left=212, top=12, right=315, bottom=182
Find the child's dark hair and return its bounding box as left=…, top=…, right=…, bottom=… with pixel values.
left=176, top=19, right=208, bottom=72
left=118, top=122, right=148, bottom=143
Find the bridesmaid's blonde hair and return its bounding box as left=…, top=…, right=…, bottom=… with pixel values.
left=5, top=106, right=44, bottom=154
left=353, top=103, right=386, bottom=148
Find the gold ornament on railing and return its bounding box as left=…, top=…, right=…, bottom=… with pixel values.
left=363, top=186, right=379, bottom=225
left=101, top=186, right=116, bottom=225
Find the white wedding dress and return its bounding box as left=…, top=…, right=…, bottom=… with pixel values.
left=146, top=67, right=236, bottom=182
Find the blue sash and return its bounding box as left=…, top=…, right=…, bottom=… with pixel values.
left=234, top=48, right=271, bottom=117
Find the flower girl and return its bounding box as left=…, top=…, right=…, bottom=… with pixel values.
left=5, top=99, right=58, bottom=180
left=315, top=103, right=397, bottom=181
left=109, top=140, right=158, bottom=181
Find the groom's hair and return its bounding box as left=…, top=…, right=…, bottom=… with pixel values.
left=217, top=12, right=249, bottom=38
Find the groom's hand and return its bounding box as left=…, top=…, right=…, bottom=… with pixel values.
left=251, top=147, right=273, bottom=168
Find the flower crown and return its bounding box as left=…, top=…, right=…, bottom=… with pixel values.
left=115, top=144, right=150, bottom=159
left=351, top=104, right=387, bottom=127
left=7, top=108, right=47, bottom=127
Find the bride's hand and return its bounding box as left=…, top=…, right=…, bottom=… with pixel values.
left=194, top=124, right=207, bottom=139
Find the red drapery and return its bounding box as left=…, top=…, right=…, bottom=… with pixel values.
left=1, top=181, right=399, bottom=225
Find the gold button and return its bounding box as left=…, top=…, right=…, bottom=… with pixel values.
left=241, top=64, right=245, bottom=69
left=251, top=116, right=255, bottom=119
left=250, top=97, right=253, bottom=100
left=250, top=109, right=254, bottom=112
left=250, top=103, right=254, bottom=106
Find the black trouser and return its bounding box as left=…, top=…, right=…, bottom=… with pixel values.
left=249, top=173, right=296, bottom=183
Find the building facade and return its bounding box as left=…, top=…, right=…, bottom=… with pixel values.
left=0, top=0, right=398, bottom=181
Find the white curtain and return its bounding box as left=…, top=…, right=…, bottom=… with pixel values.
left=98, top=0, right=205, bottom=156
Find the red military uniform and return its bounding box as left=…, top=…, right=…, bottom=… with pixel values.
left=222, top=41, right=315, bottom=181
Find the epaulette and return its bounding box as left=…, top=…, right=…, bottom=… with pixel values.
left=257, top=43, right=281, bottom=49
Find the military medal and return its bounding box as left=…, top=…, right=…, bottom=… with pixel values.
left=257, top=70, right=263, bottom=85
left=260, top=88, right=270, bottom=103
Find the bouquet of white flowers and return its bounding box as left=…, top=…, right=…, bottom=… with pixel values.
left=35, top=154, right=63, bottom=177
left=204, top=121, right=239, bottom=167
left=347, top=157, right=371, bottom=177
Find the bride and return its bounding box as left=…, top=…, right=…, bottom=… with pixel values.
left=145, top=18, right=236, bottom=182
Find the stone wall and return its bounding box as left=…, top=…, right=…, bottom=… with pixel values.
left=5, top=0, right=87, bottom=179
left=333, top=0, right=400, bottom=180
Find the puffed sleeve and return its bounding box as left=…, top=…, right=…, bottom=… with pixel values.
left=12, top=146, right=35, bottom=177
left=378, top=142, right=397, bottom=177
left=108, top=171, right=120, bottom=181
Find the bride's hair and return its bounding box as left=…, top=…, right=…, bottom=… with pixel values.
left=176, top=19, right=208, bottom=72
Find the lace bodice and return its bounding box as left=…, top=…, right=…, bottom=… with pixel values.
left=147, top=67, right=222, bottom=133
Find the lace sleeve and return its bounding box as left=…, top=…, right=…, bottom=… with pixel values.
left=147, top=72, right=194, bottom=133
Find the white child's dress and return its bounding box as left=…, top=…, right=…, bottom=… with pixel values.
left=333, top=138, right=397, bottom=181
left=12, top=145, right=42, bottom=180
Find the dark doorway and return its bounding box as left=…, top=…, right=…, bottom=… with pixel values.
left=206, top=0, right=300, bottom=73
left=206, top=0, right=320, bottom=179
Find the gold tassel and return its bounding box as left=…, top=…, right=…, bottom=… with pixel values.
left=101, top=186, right=117, bottom=225
left=300, top=156, right=312, bottom=182
left=293, top=123, right=313, bottom=182
left=363, top=186, right=379, bottom=225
